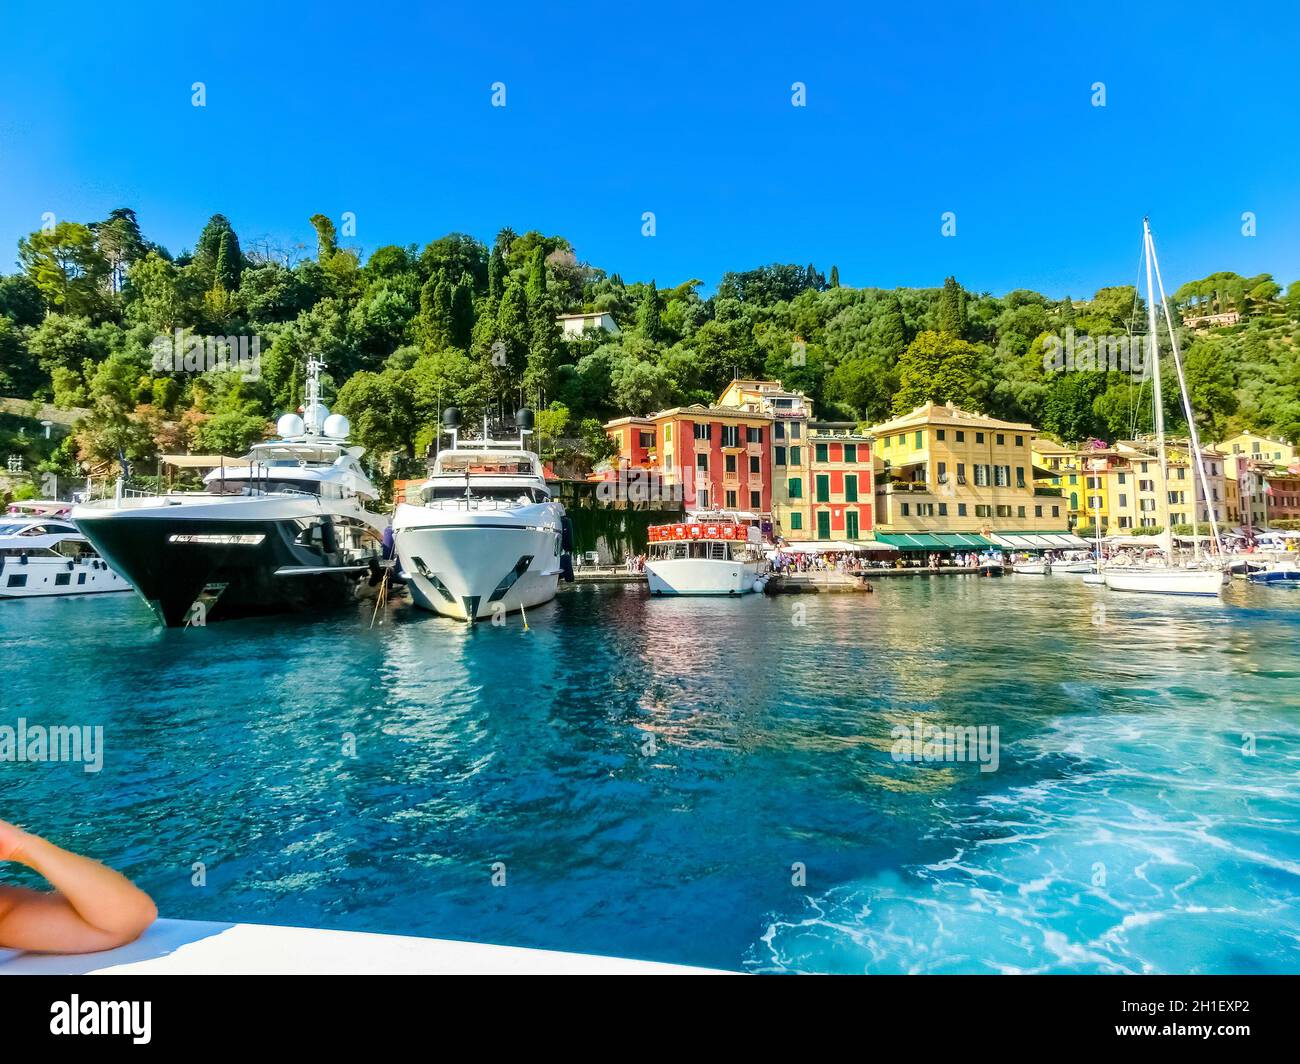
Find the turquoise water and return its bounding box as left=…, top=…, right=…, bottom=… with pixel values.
left=1, top=577, right=1297, bottom=973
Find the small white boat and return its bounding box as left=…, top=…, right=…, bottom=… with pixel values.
left=1081, top=570, right=1105, bottom=586
left=1050, top=559, right=1094, bottom=574
left=645, top=514, right=768, bottom=596
left=1012, top=559, right=1051, bottom=575
left=0, top=501, right=130, bottom=599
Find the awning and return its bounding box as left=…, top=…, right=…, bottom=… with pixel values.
left=990, top=532, right=1090, bottom=550
left=871, top=532, right=995, bottom=551
left=777, top=540, right=889, bottom=554
left=161, top=454, right=252, bottom=469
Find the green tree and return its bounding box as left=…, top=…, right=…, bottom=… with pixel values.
left=18, top=222, right=109, bottom=317
left=936, top=276, right=966, bottom=338
left=891, top=330, right=981, bottom=413
left=636, top=281, right=662, bottom=341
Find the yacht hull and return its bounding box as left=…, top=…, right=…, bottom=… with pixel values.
left=393, top=507, right=563, bottom=622
left=645, top=558, right=766, bottom=595
left=73, top=504, right=379, bottom=626
left=1103, top=568, right=1225, bottom=596
left=0, top=554, right=131, bottom=598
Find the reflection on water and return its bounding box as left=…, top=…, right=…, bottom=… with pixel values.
left=1, top=575, right=1296, bottom=972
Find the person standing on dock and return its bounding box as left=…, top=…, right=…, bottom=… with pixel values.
left=0, top=818, right=157, bottom=953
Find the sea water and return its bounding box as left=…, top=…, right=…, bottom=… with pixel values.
left=1, top=576, right=1296, bottom=973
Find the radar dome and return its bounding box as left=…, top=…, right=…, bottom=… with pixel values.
left=323, top=413, right=351, bottom=439
left=277, top=413, right=305, bottom=438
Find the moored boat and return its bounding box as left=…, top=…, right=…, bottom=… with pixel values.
left=0, top=501, right=131, bottom=599
left=72, top=357, right=387, bottom=626
left=392, top=407, right=571, bottom=622
left=645, top=514, right=768, bottom=595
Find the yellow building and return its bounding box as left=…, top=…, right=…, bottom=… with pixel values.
left=1215, top=431, right=1297, bottom=468
left=870, top=404, right=1068, bottom=537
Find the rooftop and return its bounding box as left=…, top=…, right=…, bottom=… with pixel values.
left=870, top=402, right=1036, bottom=435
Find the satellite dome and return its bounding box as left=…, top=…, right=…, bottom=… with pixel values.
left=277, top=413, right=305, bottom=438
left=323, top=413, right=351, bottom=440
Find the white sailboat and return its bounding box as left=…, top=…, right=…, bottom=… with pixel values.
left=1103, top=220, right=1226, bottom=597
left=1081, top=457, right=1106, bottom=585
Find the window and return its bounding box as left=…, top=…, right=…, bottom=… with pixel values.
left=815, top=475, right=830, bottom=502
left=775, top=422, right=785, bottom=440
left=844, top=444, right=857, bottom=463
left=1034, top=505, right=1043, bottom=517
left=974, top=465, right=989, bottom=487
left=639, top=431, right=654, bottom=448
left=815, top=443, right=829, bottom=463
left=958, top=503, right=967, bottom=516
left=917, top=503, right=934, bottom=517
left=956, top=463, right=966, bottom=485
left=694, top=422, right=710, bottom=440
left=956, top=431, right=965, bottom=442
left=788, top=478, right=803, bottom=499
left=1052, top=506, right=1060, bottom=517
left=698, top=489, right=709, bottom=508
left=789, top=512, right=802, bottom=531
left=721, top=425, right=739, bottom=448
left=750, top=455, right=760, bottom=474
left=1017, top=505, right=1025, bottom=518
left=976, top=504, right=992, bottom=518
left=900, top=503, right=910, bottom=516
left=937, top=461, right=947, bottom=482
left=937, top=429, right=946, bottom=441
left=883, top=435, right=891, bottom=449
left=746, top=426, right=762, bottom=443
left=938, top=503, right=948, bottom=516
left=665, top=423, right=672, bottom=442
left=750, top=490, right=761, bottom=509
left=1015, top=435, right=1023, bottom=446
left=790, top=423, right=801, bottom=440
left=845, top=475, right=858, bottom=502
left=696, top=454, right=708, bottom=472
left=996, top=434, right=1004, bottom=445
left=915, top=431, right=922, bottom=448
left=789, top=446, right=801, bottom=465
left=976, top=432, right=985, bottom=444
left=725, top=490, right=738, bottom=508
left=775, top=446, right=786, bottom=466
left=1118, top=493, right=1127, bottom=506
left=1016, top=466, right=1025, bottom=488
left=725, top=454, right=736, bottom=474
left=816, top=511, right=831, bottom=539
left=846, top=511, right=859, bottom=539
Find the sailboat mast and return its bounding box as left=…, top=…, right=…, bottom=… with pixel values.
left=1142, top=220, right=1167, bottom=486
left=1147, top=226, right=1224, bottom=560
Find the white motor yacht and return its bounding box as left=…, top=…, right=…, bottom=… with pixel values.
left=392, top=408, right=571, bottom=623
left=0, top=501, right=130, bottom=599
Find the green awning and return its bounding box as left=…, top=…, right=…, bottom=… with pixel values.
left=871, top=531, right=994, bottom=551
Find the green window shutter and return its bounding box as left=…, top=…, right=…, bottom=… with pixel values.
left=815, top=442, right=828, bottom=463
left=789, top=512, right=802, bottom=531
left=844, top=444, right=857, bottom=463
left=846, top=511, right=859, bottom=538
left=845, top=475, right=858, bottom=502
left=817, top=510, right=831, bottom=539
left=816, top=474, right=829, bottom=502
left=788, top=478, right=802, bottom=499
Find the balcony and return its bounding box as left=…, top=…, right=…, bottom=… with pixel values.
left=1034, top=486, right=1062, bottom=497
left=876, top=480, right=930, bottom=495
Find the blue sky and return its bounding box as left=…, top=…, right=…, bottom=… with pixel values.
left=1, top=1, right=1297, bottom=299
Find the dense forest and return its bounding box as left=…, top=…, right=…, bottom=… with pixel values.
left=1, top=209, right=1298, bottom=495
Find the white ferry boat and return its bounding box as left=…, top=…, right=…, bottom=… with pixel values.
left=0, top=501, right=130, bottom=599
left=644, top=513, right=768, bottom=596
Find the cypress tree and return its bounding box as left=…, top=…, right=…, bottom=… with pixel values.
left=937, top=276, right=966, bottom=338
left=637, top=281, right=661, bottom=341
left=829, top=265, right=840, bottom=289
left=451, top=274, right=475, bottom=349
left=488, top=247, right=506, bottom=304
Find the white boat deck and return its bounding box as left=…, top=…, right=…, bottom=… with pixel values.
left=0, top=918, right=728, bottom=975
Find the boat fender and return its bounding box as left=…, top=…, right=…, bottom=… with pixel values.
left=19, top=553, right=28, bottom=565
left=560, top=516, right=574, bottom=553
left=560, top=553, right=575, bottom=583
left=752, top=578, right=765, bottom=594
left=66, top=559, right=75, bottom=571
